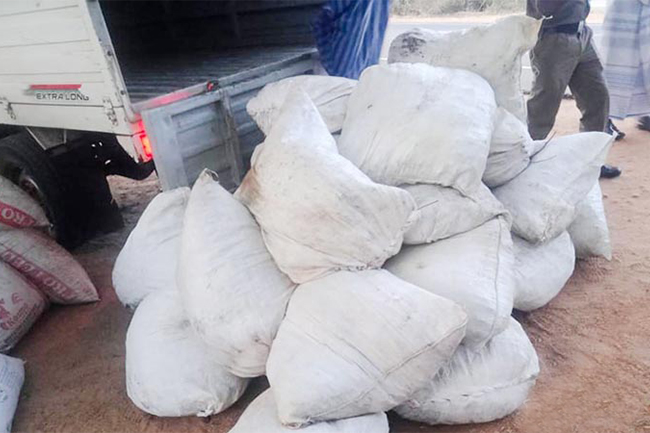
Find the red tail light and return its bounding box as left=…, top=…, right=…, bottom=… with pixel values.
left=137, top=120, right=153, bottom=159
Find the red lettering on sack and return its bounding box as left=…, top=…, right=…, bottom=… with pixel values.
left=0, top=248, right=75, bottom=301
left=0, top=202, right=36, bottom=228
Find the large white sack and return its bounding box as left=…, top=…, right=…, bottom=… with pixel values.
left=0, top=354, right=24, bottom=433
left=492, top=132, right=614, bottom=244
left=568, top=182, right=612, bottom=260
left=513, top=232, right=575, bottom=312
left=388, top=15, right=542, bottom=122
left=246, top=75, right=357, bottom=136
left=0, top=262, right=47, bottom=353
left=235, top=90, right=417, bottom=284
left=126, top=291, right=247, bottom=417
left=403, top=183, right=507, bottom=244
left=483, top=107, right=534, bottom=188
left=267, top=270, right=467, bottom=428
left=0, top=228, right=98, bottom=304
left=337, top=63, right=496, bottom=194
left=0, top=176, right=49, bottom=230
left=179, top=170, right=295, bottom=378
left=387, top=217, right=515, bottom=350
left=395, top=317, right=539, bottom=425
left=113, top=187, right=189, bottom=309
left=229, top=390, right=389, bottom=433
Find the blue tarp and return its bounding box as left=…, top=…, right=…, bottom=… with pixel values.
left=313, top=0, right=391, bottom=79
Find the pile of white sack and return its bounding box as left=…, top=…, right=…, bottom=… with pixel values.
left=114, top=15, right=615, bottom=431
left=0, top=175, right=99, bottom=431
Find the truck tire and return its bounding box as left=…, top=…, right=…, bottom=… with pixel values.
left=0, top=132, right=123, bottom=248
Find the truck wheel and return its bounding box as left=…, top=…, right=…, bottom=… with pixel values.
left=0, top=132, right=123, bottom=248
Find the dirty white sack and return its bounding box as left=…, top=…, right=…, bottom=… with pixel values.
left=402, top=183, right=507, bottom=244
left=337, top=63, right=496, bottom=194
left=386, top=217, right=515, bottom=350
left=267, top=269, right=467, bottom=428
left=229, top=390, right=389, bottom=433
left=235, top=90, right=417, bottom=284
left=0, top=228, right=98, bottom=304
left=388, top=15, right=542, bottom=122
left=492, top=132, right=614, bottom=243
left=126, top=291, right=248, bottom=417
left=0, top=354, right=24, bottom=433
left=247, top=75, right=357, bottom=135
left=179, top=170, right=295, bottom=378
left=0, top=262, right=47, bottom=353
left=513, top=232, right=575, bottom=312
left=483, top=107, right=534, bottom=188
left=113, top=187, right=190, bottom=309
left=395, top=317, right=539, bottom=425
left=568, top=182, right=612, bottom=260
left=0, top=176, right=49, bottom=230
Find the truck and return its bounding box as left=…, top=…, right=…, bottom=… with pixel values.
left=0, top=0, right=325, bottom=246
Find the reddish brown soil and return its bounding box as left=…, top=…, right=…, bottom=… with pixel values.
left=10, top=100, right=650, bottom=433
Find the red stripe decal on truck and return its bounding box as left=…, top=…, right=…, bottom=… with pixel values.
left=29, top=84, right=81, bottom=90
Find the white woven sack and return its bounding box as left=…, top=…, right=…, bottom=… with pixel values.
left=0, top=262, right=47, bottom=352
left=388, top=15, right=542, bottom=122
left=387, top=217, right=515, bottom=350
left=337, top=63, right=495, bottom=194
left=113, top=187, right=190, bottom=309
left=267, top=270, right=467, bottom=428
left=402, top=183, right=507, bottom=244
left=492, top=132, right=614, bottom=243
left=0, top=228, right=98, bottom=304
left=513, top=232, right=575, bottom=312
left=236, top=90, right=417, bottom=284
left=568, top=182, right=612, bottom=260
left=126, top=291, right=248, bottom=417
left=229, top=390, right=389, bottom=433
left=483, top=107, right=534, bottom=188
left=246, top=75, right=356, bottom=135
left=179, top=170, right=295, bottom=378
left=395, top=317, right=539, bottom=425
left=0, top=176, right=48, bottom=230
left=0, top=354, right=24, bottom=433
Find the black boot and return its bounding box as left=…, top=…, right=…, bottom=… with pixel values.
left=607, top=119, right=626, bottom=141
left=638, top=116, right=650, bottom=132
left=600, top=164, right=622, bottom=179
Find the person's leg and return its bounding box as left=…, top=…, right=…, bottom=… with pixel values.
left=527, top=33, right=582, bottom=140
left=568, top=28, right=610, bottom=133
left=569, top=27, right=621, bottom=179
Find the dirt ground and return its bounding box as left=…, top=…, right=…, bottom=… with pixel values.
left=10, top=100, right=650, bottom=433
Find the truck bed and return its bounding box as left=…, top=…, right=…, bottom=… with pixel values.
left=121, top=45, right=315, bottom=105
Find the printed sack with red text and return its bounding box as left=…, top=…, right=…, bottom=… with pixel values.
left=0, top=228, right=98, bottom=304
left=0, top=176, right=49, bottom=230
left=0, top=262, right=47, bottom=352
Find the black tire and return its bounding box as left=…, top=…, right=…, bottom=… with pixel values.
left=0, top=132, right=123, bottom=248
left=0, top=132, right=68, bottom=242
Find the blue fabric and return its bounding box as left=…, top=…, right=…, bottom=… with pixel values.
left=313, top=0, right=391, bottom=79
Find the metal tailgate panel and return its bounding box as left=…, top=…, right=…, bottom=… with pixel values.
left=141, top=90, right=242, bottom=191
